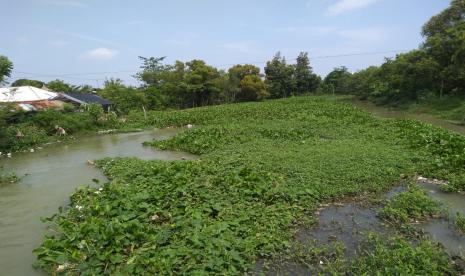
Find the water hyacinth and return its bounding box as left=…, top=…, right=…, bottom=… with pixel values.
left=34, top=96, right=465, bottom=275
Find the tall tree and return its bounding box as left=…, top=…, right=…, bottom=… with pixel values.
left=422, top=0, right=465, bottom=96
left=0, top=55, right=13, bottom=85
left=99, top=79, right=148, bottom=113
left=135, top=56, right=171, bottom=87
left=294, top=52, right=320, bottom=95
left=238, top=75, right=268, bottom=101
left=323, top=67, right=352, bottom=95
left=228, top=64, right=267, bottom=102
left=264, top=52, right=295, bottom=98
left=183, top=60, right=221, bottom=107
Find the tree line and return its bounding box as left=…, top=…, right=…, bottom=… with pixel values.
left=0, top=52, right=320, bottom=113
left=1, top=0, right=463, bottom=110
left=324, top=0, right=465, bottom=105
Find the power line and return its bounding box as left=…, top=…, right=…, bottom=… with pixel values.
left=12, top=49, right=410, bottom=80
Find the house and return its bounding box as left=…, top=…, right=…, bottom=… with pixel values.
left=0, top=86, right=64, bottom=111
left=56, top=93, right=113, bottom=111
left=0, top=86, right=58, bottom=103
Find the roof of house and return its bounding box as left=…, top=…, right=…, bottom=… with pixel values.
left=0, top=86, right=58, bottom=103
left=61, top=93, right=112, bottom=106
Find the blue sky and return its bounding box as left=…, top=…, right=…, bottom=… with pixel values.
left=1, top=0, right=450, bottom=87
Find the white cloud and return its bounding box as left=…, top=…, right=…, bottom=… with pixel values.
left=82, top=47, right=118, bottom=60
left=327, top=0, right=380, bottom=16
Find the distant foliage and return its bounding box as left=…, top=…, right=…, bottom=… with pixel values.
left=46, top=79, right=73, bottom=93
left=344, top=0, right=465, bottom=104
left=0, top=55, right=13, bottom=85
left=264, top=52, right=295, bottom=98
left=11, top=79, right=45, bottom=88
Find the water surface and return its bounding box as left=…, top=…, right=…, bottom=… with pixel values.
left=0, top=128, right=197, bottom=276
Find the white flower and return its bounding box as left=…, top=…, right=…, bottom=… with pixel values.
left=75, top=205, right=84, bottom=211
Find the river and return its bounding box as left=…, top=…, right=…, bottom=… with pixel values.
left=0, top=128, right=197, bottom=276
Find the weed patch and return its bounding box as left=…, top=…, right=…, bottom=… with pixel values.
left=379, top=186, right=442, bottom=223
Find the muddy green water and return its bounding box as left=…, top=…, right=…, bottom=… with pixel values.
left=0, top=129, right=197, bottom=276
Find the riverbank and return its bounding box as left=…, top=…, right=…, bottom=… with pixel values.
left=33, top=96, right=465, bottom=274
left=343, top=96, right=465, bottom=134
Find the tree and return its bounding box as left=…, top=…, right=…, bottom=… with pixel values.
left=135, top=56, right=172, bottom=87
left=238, top=75, right=268, bottom=101
left=294, top=52, right=320, bottom=95
left=346, top=66, right=385, bottom=99
left=422, top=0, right=465, bottom=96
left=99, top=79, right=148, bottom=113
left=379, top=51, right=440, bottom=101
left=183, top=60, right=221, bottom=107
left=70, top=84, right=95, bottom=94
left=264, top=52, right=295, bottom=98
left=227, top=64, right=267, bottom=102
left=0, top=55, right=13, bottom=85
left=11, top=79, right=45, bottom=88
left=323, top=67, right=352, bottom=95
left=46, top=79, right=72, bottom=93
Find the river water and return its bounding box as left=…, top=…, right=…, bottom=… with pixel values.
left=0, top=128, right=197, bottom=276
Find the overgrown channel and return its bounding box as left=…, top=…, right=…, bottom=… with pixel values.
left=3, top=96, right=465, bottom=274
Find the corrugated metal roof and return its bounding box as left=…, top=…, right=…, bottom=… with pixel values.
left=65, top=93, right=112, bottom=105
left=0, top=86, right=58, bottom=102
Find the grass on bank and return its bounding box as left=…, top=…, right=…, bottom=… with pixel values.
left=379, top=186, right=443, bottom=224
left=33, top=96, right=465, bottom=274
left=0, top=166, right=19, bottom=186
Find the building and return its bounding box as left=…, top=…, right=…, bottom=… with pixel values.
left=56, top=93, right=113, bottom=111
left=0, top=86, right=64, bottom=111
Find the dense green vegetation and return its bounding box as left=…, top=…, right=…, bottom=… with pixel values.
left=350, top=234, right=458, bottom=275
left=33, top=96, right=465, bottom=274
left=328, top=0, right=465, bottom=107
left=2, top=2, right=463, bottom=154
left=0, top=104, right=118, bottom=152
left=379, top=186, right=442, bottom=223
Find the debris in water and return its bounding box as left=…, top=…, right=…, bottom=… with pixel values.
left=416, top=175, right=448, bottom=186
left=86, top=160, right=95, bottom=166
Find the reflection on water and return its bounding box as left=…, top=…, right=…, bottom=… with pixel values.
left=0, top=129, right=197, bottom=276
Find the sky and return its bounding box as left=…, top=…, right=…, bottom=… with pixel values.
left=1, top=0, right=451, bottom=87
